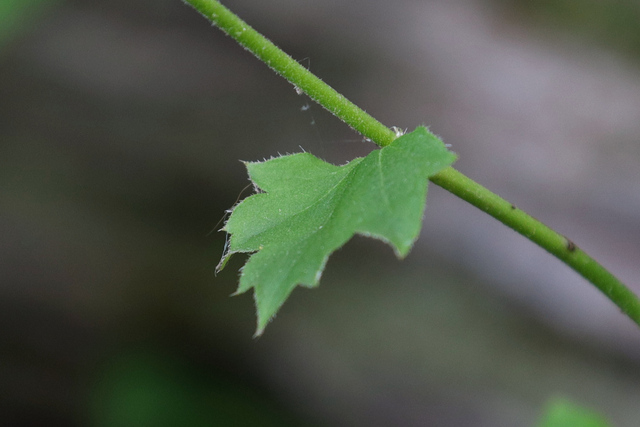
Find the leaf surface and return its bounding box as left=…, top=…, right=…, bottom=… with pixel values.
left=220, top=127, right=456, bottom=334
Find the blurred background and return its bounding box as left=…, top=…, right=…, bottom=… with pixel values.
left=2, top=0, right=640, bottom=425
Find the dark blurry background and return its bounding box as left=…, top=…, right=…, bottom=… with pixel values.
left=2, top=0, right=640, bottom=426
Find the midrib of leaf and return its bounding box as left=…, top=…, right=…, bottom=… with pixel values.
left=375, top=149, right=392, bottom=213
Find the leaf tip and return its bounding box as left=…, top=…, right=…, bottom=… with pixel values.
left=216, top=234, right=235, bottom=273
left=394, top=244, right=413, bottom=260
left=253, top=324, right=266, bottom=338
left=254, top=308, right=273, bottom=337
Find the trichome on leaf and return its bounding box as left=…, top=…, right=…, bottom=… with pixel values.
left=218, top=126, right=456, bottom=335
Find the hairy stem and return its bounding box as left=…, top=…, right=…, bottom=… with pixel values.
left=430, top=167, right=640, bottom=323
left=182, top=0, right=640, bottom=328
left=182, top=0, right=396, bottom=146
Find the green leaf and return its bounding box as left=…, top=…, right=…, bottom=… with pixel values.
left=220, top=126, right=456, bottom=335
left=536, top=399, right=612, bottom=427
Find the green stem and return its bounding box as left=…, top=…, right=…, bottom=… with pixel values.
left=182, top=0, right=640, bottom=328
left=182, top=0, right=396, bottom=146
left=430, top=167, right=640, bottom=324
